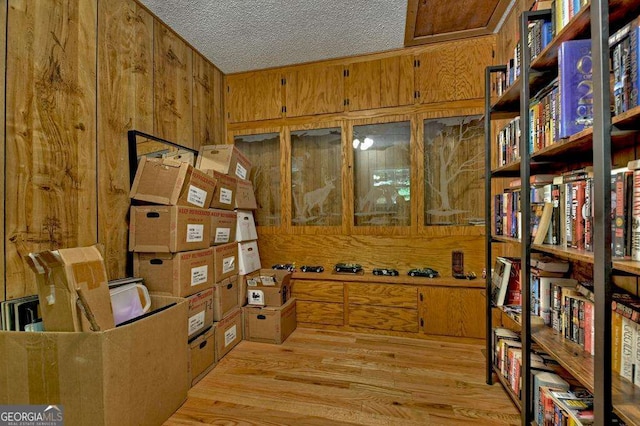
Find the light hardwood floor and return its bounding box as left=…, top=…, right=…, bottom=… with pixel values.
left=165, top=328, right=520, bottom=425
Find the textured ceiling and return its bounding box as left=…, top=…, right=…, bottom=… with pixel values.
left=138, top=0, right=408, bottom=75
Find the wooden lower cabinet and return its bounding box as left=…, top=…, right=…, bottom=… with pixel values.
left=291, top=275, right=484, bottom=340
left=419, top=286, right=485, bottom=338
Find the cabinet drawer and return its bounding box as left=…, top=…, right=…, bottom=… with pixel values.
left=347, top=283, right=417, bottom=308
left=296, top=301, right=344, bottom=326
left=292, top=280, right=344, bottom=302
left=348, top=305, right=418, bottom=332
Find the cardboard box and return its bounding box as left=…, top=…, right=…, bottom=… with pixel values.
left=187, top=287, right=214, bottom=338
left=130, top=157, right=217, bottom=208
left=189, top=326, right=216, bottom=386
left=210, top=208, right=237, bottom=245
left=207, top=170, right=237, bottom=210
left=134, top=248, right=214, bottom=297
left=212, top=242, right=238, bottom=282
left=236, top=210, right=257, bottom=242
left=0, top=296, right=189, bottom=426
left=212, top=275, right=239, bottom=321
left=235, top=179, right=257, bottom=210
left=26, top=245, right=115, bottom=332
left=244, top=269, right=291, bottom=307
left=214, top=307, right=243, bottom=362
left=163, top=149, right=195, bottom=166
left=243, top=298, right=297, bottom=344
left=196, top=144, right=252, bottom=180
left=129, top=205, right=211, bottom=253
left=238, top=240, right=261, bottom=275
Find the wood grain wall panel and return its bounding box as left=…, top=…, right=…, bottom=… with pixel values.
left=379, top=55, right=414, bottom=108
left=348, top=305, right=418, bottom=332
left=0, top=0, right=5, bottom=301
left=415, top=45, right=456, bottom=104
left=193, top=52, right=217, bottom=147
left=154, top=20, right=193, bottom=147
left=296, top=300, right=344, bottom=325
left=284, top=63, right=345, bottom=117
left=5, top=0, right=97, bottom=299
left=347, top=283, right=417, bottom=308
left=291, top=280, right=344, bottom=302
left=257, top=234, right=485, bottom=279
left=211, top=65, right=225, bottom=144
left=97, top=0, right=153, bottom=280
left=419, top=286, right=485, bottom=338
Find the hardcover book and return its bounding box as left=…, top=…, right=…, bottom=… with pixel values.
left=557, top=39, right=593, bottom=139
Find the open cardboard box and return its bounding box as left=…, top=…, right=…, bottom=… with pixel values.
left=0, top=295, right=189, bottom=426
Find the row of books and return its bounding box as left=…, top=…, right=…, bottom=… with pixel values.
left=609, top=13, right=640, bottom=115
left=496, top=117, right=521, bottom=167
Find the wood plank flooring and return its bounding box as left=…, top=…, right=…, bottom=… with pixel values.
left=165, top=328, right=520, bottom=425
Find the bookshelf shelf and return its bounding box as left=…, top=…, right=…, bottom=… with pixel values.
left=493, top=365, right=522, bottom=411
left=530, top=244, right=594, bottom=265
left=612, top=259, right=640, bottom=275
left=531, top=325, right=594, bottom=393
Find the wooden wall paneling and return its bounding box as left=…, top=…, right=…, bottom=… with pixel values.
left=0, top=0, right=5, bottom=301
left=97, top=0, right=153, bottom=281
left=211, top=65, right=225, bottom=144
left=347, top=55, right=414, bottom=111
left=225, top=70, right=283, bottom=123
left=419, top=286, right=485, bottom=338
left=296, top=300, right=344, bottom=326
left=153, top=20, right=193, bottom=148
left=291, top=280, right=344, bottom=302
left=256, top=234, right=486, bottom=279
left=284, top=63, right=345, bottom=118
left=455, top=36, right=495, bottom=100
left=414, top=44, right=456, bottom=104
left=192, top=52, right=217, bottom=148
left=5, top=0, right=97, bottom=299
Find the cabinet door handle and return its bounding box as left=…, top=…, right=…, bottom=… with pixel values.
left=420, top=318, right=424, bottom=327
left=419, top=293, right=423, bottom=302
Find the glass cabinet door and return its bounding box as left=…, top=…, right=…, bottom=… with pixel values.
left=353, top=121, right=411, bottom=226
left=234, top=132, right=281, bottom=226
left=290, top=128, right=342, bottom=226
left=423, top=115, right=484, bottom=226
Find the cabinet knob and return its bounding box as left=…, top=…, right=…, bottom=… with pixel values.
left=419, top=293, right=423, bottom=302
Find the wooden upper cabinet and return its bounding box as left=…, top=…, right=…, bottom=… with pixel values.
left=225, top=70, right=283, bottom=123
left=284, top=63, right=345, bottom=117
left=346, top=55, right=415, bottom=111
left=415, top=36, right=494, bottom=103
left=193, top=52, right=222, bottom=147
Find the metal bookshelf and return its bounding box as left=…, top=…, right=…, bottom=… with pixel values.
left=484, top=1, right=640, bottom=424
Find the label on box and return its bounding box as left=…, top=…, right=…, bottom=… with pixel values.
left=188, top=311, right=205, bottom=335
left=215, top=228, right=231, bottom=244
left=187, top=185, right=207, bottom=208
left=223, top=256, right=236, bottom=273
left=248, top=289, right=264, bottom=305
left=247, top=277, right=259, bottom=287
left=191, top=265, right=208, bottom=286
left=219, top=188, right=233, bottom=205
left=260, top=275, right=276, bottom=286
left=186, top=224, right=204, bottom=242
left=235, top=163, right=247, bottom=180
left=224, top=324, right=237, bottom=347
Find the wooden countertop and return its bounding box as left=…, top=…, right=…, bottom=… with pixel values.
left=290, top=271, right=485, bottom=288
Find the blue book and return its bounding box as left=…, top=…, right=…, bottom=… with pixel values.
left=541, top=21, right=553, bottom=50
left=558, top=39, right=593, bottom=139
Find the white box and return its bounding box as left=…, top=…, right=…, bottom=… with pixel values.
left=238, top=241, right=261, bottom=275
left=236, top=210, right=257, bottom=242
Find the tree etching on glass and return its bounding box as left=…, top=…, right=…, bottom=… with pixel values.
left=424, top=116, right=484, bottom=224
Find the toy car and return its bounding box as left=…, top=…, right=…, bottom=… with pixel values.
left=272, top=263, right=295, bottom=272
left=408, top=268, right=439, bottom=278
left=300, top=265, right=324, bottom=273
left=453, top=272, right=477, bottom=280
left=373, top=268, right=399, bottom=276
left=334, top=263, right=363, bottom=273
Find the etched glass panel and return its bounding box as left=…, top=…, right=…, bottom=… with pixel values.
left=423, top=115, right=484, bottom=226
left=353, top=121, right=411, bottom=226
left=291, top=128, right=342, bottom=226
left=234, top=132, right=281, bottom=226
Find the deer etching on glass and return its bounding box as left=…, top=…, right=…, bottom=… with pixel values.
left=302, top=177, right=336, bottom=217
